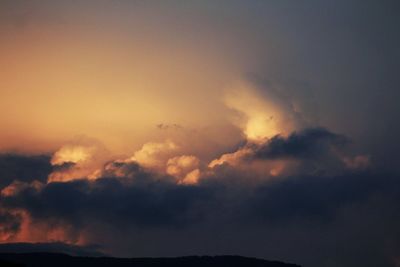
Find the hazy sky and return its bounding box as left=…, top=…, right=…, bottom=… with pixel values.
left=0, top=1, right=400, bottom=267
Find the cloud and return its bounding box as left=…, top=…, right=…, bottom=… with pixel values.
left=208, top=127, right=355, bottom=179
left=48, top=137, right=110, bottom=183
left=51, top=146, right=93, bottom=166
left=253, top=127, right=347, bottom=160
left=208, top=146, right=253, bottom=168
left=0, top=210, right=22, bottom=241
left=166, top=155, right=200, bottom=184
left=246, top=172, right=389, bottom=223
left=0, top=127, right=390, bottom=266
left=129, top=140, right=178, bottom=170
left=223, top=80, right=300, bottom=142
left=342, top=155, right=370, bottom=170
left=1, top=166, right=399, bottom=266
left=0, top=154, right=52, bottom=189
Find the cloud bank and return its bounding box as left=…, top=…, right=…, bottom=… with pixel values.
left=0, top=122, right=397, bottom=266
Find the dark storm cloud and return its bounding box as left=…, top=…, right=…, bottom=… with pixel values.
left=254, top=127, right=347, bottom=160
left=241, top=0, right=400, bottom=173
left=52, top=162, right=76, bottom=172
left=247, top=171, right=399, bottom=224
left=0, top=127, right=397, bottom=266
left=0, top=145, right=393, bottom=228
left=212, top=127, right=353, bottom=176
left=2, top=177, right=214, bottom=228
left=2, top=166, right=400, bottom=266
left=0, top=154, right=52, bottom=189
left=1, top=151, right=400, bottom=266
left=0, top=210, right=21, bottom=237
left=100, top=161, right=150, bottom=181
left=0, top=128, right=363, bottom=230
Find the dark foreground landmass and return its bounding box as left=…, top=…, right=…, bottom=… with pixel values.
left=0, top=253, right=300, bottom=267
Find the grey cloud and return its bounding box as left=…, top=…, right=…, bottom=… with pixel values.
left=253, top=127, right=347, bottom=160
left=0, top=154, right=52, bottom=189
left=0, top=210, right=21, bottom=238
left=2, top=177, right=214, bottom=229
left=0, top=157, right=399, bottom=266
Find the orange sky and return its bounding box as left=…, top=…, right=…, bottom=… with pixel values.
left=0, top=16, right=243, bottom=155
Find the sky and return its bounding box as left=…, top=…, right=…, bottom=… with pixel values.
left=0, top=1, right=400, bottom=266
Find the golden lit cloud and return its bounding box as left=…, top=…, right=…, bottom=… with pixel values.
left=51, top=145, right=93, bottom=165
left=224, top=80, right=297, bottom=142
left=129, top=140, right=178, bottom=170
left=1, top=181, right=43, bottom=198
left=48, top=137, right=109, bottom=182
left=208, top=147, right=253, bottom=168
left=166, top=155, right=201, bottom=184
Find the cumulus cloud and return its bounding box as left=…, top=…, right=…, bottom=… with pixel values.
left=128, top=140, right=178, bottom=170
left=253, top=127, right=347, bottom=160
left=208, top=146, right=253, bottom=168
left=208, top=127, right=358, bottom=181
left=0, top=209, right=22, bottom=242
left=223, top=79, right=304, bottom=142
left=166, top=155, right=200, bottom=184
left=51, top=146, right=93, bottom=166
left=0, top=79, right=388, bottom=266
left=0, top=154, right=52, bottom=189
left=1, top=177, right=213, bottom=234
left=1, top=163, right=399, bottom=266
left=48, top=137, right=110, bottom=182
left=0, top=124, right=398, bottom=267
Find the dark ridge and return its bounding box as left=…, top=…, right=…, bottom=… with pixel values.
left=0, top=242, right=104, bottom=257
left=0, top=253, right=301, bottom=267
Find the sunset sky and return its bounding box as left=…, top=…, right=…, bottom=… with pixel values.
left=1, top=1, right=400, bottom=267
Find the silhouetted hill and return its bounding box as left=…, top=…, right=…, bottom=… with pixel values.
left=0, top=253, right=301, bottom=267
left=0, top=242, right=104, bottom=257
